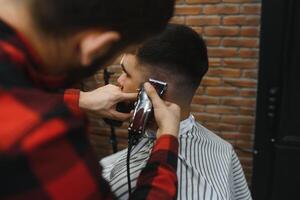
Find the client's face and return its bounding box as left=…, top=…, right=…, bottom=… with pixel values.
left=117, top=54, right=146, bottom=93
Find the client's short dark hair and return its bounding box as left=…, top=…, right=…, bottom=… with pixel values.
left=137, top=24, right=208, bottom=103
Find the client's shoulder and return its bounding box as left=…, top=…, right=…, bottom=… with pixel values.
left=190, top=119, right=233, bottom=151
left=180, top=115, right=232, bottom=151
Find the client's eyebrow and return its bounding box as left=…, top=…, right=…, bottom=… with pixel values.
left=121, top=63, right=129, bottom=75
left=120, top=55, right=129, bottom=74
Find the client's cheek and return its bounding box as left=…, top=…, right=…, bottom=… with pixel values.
left=127, top=87, right=137, bottom=93
left=122, top=79, right=139, bottom=93
left=122, top=85, right=133, bottom=93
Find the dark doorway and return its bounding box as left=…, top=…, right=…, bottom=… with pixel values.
left=252, top=0, right=300, bottom=199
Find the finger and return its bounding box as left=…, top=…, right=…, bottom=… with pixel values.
left=172, top=103, right=181, bottom=110
left=169, top=104, right=181, bottom=114
left=119, top=92, right=138, bottom=101
left=109, top=110, right=133, bottom=121
left=105, top=84, right=121, bottom=92
left=164, top=100, right=174, bottom=106
left=165, top=101, right=180, bottom=108
left=144, top=82, right=164, bottom=108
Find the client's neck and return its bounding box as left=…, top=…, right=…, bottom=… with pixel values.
left=146, top=105, right=191, bottom=133
left=163, top=88, right=192, bottom=121
left=180, top=106, right=191, bottom=121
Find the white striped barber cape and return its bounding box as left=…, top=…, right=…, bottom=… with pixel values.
left=100, top=115, right=252, bottom=200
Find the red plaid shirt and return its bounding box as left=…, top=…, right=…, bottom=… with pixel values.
left=0, top=20, right=178, bottom=200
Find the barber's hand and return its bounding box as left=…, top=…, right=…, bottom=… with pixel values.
left=79, top=84, right=137, bottom=121
left=144, top=82, right=181, bottom=138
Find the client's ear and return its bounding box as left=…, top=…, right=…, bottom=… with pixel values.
left=78, top=31, right=120, bottom=66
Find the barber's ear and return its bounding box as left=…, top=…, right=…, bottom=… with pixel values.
left=79, top=31, right=120, bottom=66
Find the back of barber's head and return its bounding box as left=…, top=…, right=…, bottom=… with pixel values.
left=31, top=0, right=174, bottom=47
left=26, top=0, right=175, bottom=82
left=137, top=24, right=209, bottom=105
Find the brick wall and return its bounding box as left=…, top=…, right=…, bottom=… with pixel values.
left=83, top=0, right=261, bottom=184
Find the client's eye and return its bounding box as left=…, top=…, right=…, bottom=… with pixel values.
left=125, top=72, right=130, bottom=78
left=121, top=71, right=127, bottom=77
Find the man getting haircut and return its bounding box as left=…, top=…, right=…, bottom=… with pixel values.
left=101, top=24, right=252, bottom=200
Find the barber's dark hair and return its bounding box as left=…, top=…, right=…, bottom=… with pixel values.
left=137, top=24, right=208, bottom=94
left=30, top=0, right=174, bottom=44
left=30, top=0, right=175, bottom=84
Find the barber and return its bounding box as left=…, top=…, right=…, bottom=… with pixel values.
left=0, top=0, right=180, bottom=199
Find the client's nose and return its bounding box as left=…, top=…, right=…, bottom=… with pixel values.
left=117, top=73, right=126, bottom=88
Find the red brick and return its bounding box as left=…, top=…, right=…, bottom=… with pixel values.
left=194, top=113, right=220, bottom=122
left=191, top=27, right=204, bottom=34
left=240, top=4, right=261, bottom=14
left=240, top=158, right=254, bottom=166
left=186, top=0, right=221, bottom=3
left=202, top=77, right=222, bottom=86
left=205, top=37, right=222, bottom=46
left=219, top=125, right=240, bottom=132
left=245, top=174, right=252, bottom=184
left=240, top=89, right=257, bottom=97
left=196, top=87, right=205, bottom=95
left=175, top=5, right=202, bottom=15
left=208, top=48, right=238, bottom=57
left=207, top=68, right=241, bottom=78
left=223, top=16, right=260, bottom=26
left=223, top=38, right=259, bottom=48
left=224, top=78, right=257, bottom=88
left=243, top=70, right=258, bottom=78
left=192, top=96, right=220, bottom=104
left=241, top=27, right=260, bottom=37
left=222, top=98, right=256, bottom=107
left=209, top=58, right=222, bottom=67
left=170, top=16, right=185, bottom=24
left=239, top=125, right=254, bottom=134
left=191, top=104, right=206, bottom=112
left=224, top=59, right=257, bottom=68
left=187, top=16, right=221, bottom=26
left=203, top=5, right=240, bottom=14
left=205, top=27, right=240, bottom=36
left=240, top=107, right=256, bottom=116
left=205, top=122, right=238, bottom=132
left=246, top=16, right=260, bottom=25
left=222, top=115, right=255, bottom=125
left=236, top=149, right=254, bottom=157
left=223, top=16, right=245, bottom=25
left=206, top=87, right=238, bottom=96
left=240, top=48, right=259, bottom=58
left=236, top=141, right=254, bottom=150
left=220, top=132, right=252, bottom=140
left=223, top=0, right=260, bottom=3
left=206, top=105, right=239, bottom=114
left=243, top=166, right=253, bottom=172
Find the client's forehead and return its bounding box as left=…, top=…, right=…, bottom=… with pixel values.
left=122, top=54, right=141, bottom=72
left=122, top=54, right=137, bottom=65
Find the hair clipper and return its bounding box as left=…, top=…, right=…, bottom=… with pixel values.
left=128, top=79, right=167, bottom=145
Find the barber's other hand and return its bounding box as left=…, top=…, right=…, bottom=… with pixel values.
left=144, top=82, right=181, bottom=138
left=79, top=84, right=137, bottom=121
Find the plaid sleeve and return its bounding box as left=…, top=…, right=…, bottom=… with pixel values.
left=0, top=21, right=117, bottom=200
left=63, top=89, right=82, bottom=116
left=133, top=135, right=179, bottom=200
left=0, top=88, right=116, bottom=200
